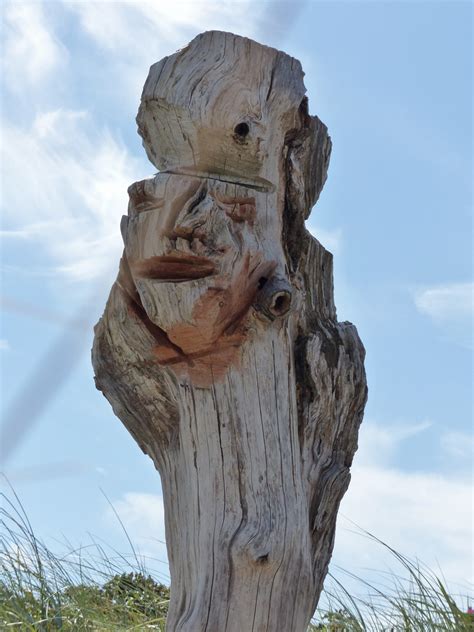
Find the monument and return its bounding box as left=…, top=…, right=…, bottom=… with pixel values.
left=93, top=31, right=367, bottom=631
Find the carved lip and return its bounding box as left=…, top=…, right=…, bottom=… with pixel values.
left=161, top=168, right=275, bottom=193
left=131, top=253, right=216, bottom=282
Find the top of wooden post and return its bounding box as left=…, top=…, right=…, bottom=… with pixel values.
left=136, top=31, right=308, bottom=191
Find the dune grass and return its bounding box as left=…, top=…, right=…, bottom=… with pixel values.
left=0, top=483, right=472, bottom=631
left=311, top=531, right=473, bottom=631
left=0, top=485, right=169, bottom=630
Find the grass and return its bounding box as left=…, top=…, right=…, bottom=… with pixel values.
left=0, top=484, right=169, bottom=630
left=311, top=530, right=473, bottom=631
left=0, top=483, right=472, bottom=631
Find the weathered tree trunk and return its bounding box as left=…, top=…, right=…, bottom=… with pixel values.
left=92, top=31, right=367, bottom=632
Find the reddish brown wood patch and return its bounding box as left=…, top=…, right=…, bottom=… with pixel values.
left=160, top=252, right=276, bottom=387
left=123, top=250, right=277, bottom=387
left=131, top=252, right=215, bottom=282
left=118, top=255, right=188, bottom=365
left=215, top=194, right=256, bottom=226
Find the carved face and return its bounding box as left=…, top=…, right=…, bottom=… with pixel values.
left=119, top=173, right=293, bottom=386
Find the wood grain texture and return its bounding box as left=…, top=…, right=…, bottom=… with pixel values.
left=92, top=31, right=367, bottom=632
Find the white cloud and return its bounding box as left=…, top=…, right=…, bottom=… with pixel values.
left=1, top=108, right=146, bottom=281
left=331, top=418, right=473, bottom=593
left=335, top=464, right=473, bottom=593
left=440, top=430, right=474, bottom=462
left=414, top=282, right=473, bottom=323
left=1, top=461, right=92, bottom=484
left=33, top=108, right=87, bottom=138
left=0, top=3, right=316, bottom=283
left=306, top=222, right=342, bottom=254
left=105, top=492, right=169, bottom=581
left=69, top=1, right=263, bottom=52
left=413, top=282, right=473, bottom=348
left=2, top=2, right=67, bottom=90
left=355, top=419, right=432, bottom=468
left=66, top=1, right=268, bottom=104
left=109, top=492, right=166, bottom=540
left=0, top=339, right=10, bottom=351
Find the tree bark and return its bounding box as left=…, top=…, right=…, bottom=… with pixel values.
left=92, top=31, right=367, bottom=632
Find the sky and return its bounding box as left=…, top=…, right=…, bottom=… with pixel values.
left=1, top=0, right=472, bottom=609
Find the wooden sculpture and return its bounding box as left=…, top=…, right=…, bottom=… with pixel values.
left=92, top=31, right=367, bottom=632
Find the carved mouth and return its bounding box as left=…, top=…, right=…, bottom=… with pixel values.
left=131, top=253, right=216, bottom=282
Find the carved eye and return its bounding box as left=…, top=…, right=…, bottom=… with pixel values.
left=233, top=122, right=249, bottom=138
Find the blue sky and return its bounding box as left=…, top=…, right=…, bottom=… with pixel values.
left=1, top=0, right=472, bottom=601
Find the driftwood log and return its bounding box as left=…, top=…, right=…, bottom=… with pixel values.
left=92, top=31, right=367, bottom=632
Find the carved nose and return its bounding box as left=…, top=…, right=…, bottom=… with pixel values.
left=255, top=276, right=292, bottom=320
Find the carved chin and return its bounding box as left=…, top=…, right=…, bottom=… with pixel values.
left=117, top=244, right=292, bottom=386
left=153, top=332, right=245, bottom=388
left=134, top=266, right=293, bottom=388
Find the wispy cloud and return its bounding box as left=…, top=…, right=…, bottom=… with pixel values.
left=67, top=1, right=267, bottom=104
left=1, top=460, right=92, bottom=484
left=2, top=2, right=67, bottom=91
left=306, top=222, right=343, bottom=254
left=2, top=108, right=145, bottom=281
left=107, top=492, right=166, bottom=542
left=332, top=417, right=472, bottom=590
left=0, top=339, right=10, bottom=351
left=440, top=430, right=474, bottom=462
left=336, top=464, right=473, bottom=590
left=105, top=492, right=169, bottom=581
left=355, top=419, right=432, bottom=468
left=414, top=282, right=473, bottom=323
left=413, top=282, right=473, bottom=348
left=69, top=1, right=263, bottom=51
left=0, top=3, right=310, bottom=282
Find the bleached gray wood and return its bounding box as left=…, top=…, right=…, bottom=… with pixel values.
left=92, top=31, right=367, bottom=632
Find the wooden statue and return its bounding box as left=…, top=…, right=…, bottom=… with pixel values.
left=93, top=31, right=367, bottom=632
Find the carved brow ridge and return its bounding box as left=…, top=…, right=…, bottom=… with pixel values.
left=161, top=168, right=275, bottom=193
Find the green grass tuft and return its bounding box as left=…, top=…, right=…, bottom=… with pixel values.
left=0, top=484, right=471, bottom=631
left=311, top=528, right=473, bottom=631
